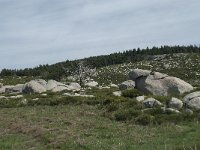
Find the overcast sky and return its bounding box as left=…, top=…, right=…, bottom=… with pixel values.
left=0, top=0, right=200, bottom=70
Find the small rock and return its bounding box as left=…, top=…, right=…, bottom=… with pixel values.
left=21, top=99, right=27, bottom=104
left=168, top=97, right=183, bottom=110
left=63, top=93, right=72, bottom=96
left=119, top=80, right=135, bottom=90
left=113, top=91, right=122, bottom=97
left=10, top=95, right=23, bottom=99
left=136, top=96, right=145, bottom=102
left=41, top=93, right=47, bottom=96
left=165, top=108, right=181, bottom=114
left=0, top=96, right=6, bottom=99
left=143, top=98, right=162, bottom=108
left=85, top=81, right=98, bottom=87
left=110, top=84, right=118, bottom=88
left=184, top=108, right=193, bottom=115
left=32, top=98, right=39, bottom=101
left=0, top=83, right=3, bottom=88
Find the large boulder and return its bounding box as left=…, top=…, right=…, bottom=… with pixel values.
left=22, top=80, right=46, bottom=93
left=168, top=97, right=183, bottom=110
left=119, top=80, right=135, bottom=90
left=128, top=69, right=151, bottom=81
left=46, top=80, right=65, bottom=91
left=68, top=83, right=81, bottom=91
left=51, top=85, right=69, bottom=92
left=183, top=91, right=200, bottom=110
left=34, top=79, right=47, bottom=87
left=131, top=69, right=193, bottom=96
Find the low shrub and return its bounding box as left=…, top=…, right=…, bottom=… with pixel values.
left=115, top=109, right=141, bottom=121
left=106, top=103, right=119, bottom=112
left=122, top=89, right=142, bottom=98
left=135, top=114, right=155, bottom=125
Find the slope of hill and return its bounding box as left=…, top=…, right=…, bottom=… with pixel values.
left=1, top=45, right=200, bottom=81
left=0, top=46, right=200, bottom=149
left=95, top=53, right=200, bottom=86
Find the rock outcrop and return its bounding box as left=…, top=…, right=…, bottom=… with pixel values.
left=128, top=69, right=193, bottom=96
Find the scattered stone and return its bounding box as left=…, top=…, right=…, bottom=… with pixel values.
left=0, top=96, right=6, bottom=99
left=99, top=86, right=110, bottom=89
left=183, top=91, right=200, bottom=110
left=119, top=80, right=135, bottom=90
left=184, top=108, right=193, bottom=115
left=168, top=97, right=183, bottom=110
left=10, top=95, right=23, bottom=99
left=113, top=91, right=122, bottom=97
left=85, top=81, right=98, bottom=87
left=63, top=93, right=72, bottom=96
left=143, top=98, right=162, bottom=108
left=41, top=93, right=47, bottom=96
left=21, top=99, right=27, bottom=104
left=0, top=85, right=14, bottom=93
left=32, top=98, right=39, bottom=101
left=165, top=108, right=181, bottom=114
left=110, top=84, right=118, bottom=88
left=78, top=95, right=94, bottom=98
left=136, top=96, right=145, bottom=102
left=62, top=92, right=94, bottom=98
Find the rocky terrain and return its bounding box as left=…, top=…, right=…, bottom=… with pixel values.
left=0, top=53, right=200, bottom=149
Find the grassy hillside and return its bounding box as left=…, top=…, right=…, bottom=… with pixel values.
left=95, top=53, right=200, bottom=86
left=1, top=52, right=200, bottom=149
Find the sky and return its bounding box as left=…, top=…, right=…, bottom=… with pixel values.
left=0, top=0, right=200, bottom=70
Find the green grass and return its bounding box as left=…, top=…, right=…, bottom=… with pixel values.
left=0, top=105, right=199, bottom=149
